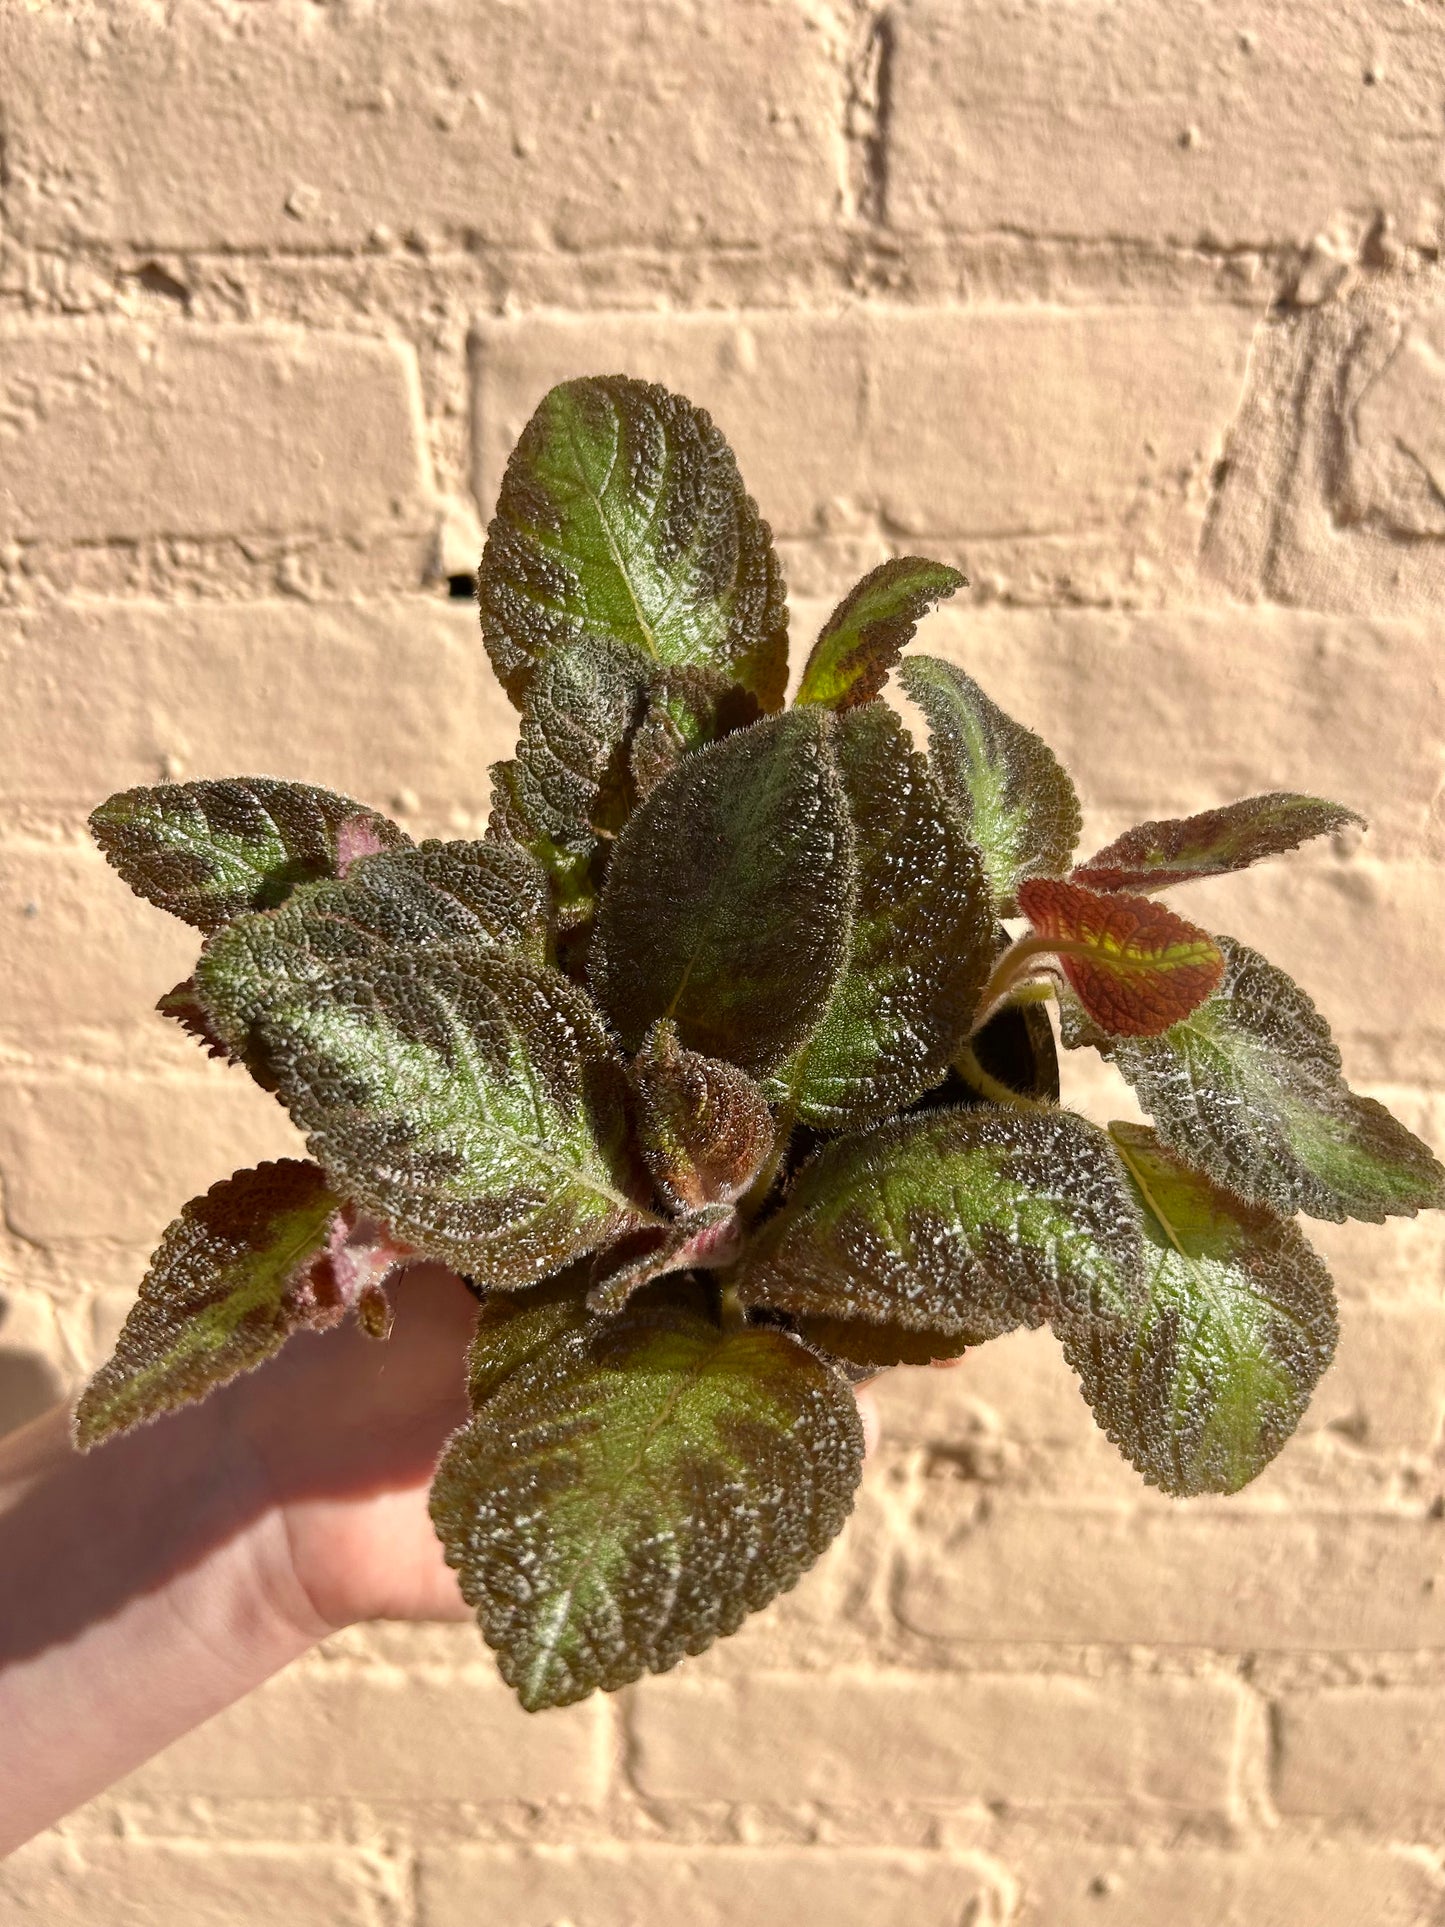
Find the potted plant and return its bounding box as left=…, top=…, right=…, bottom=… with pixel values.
left=78, top=376, right=1444, bottom=1710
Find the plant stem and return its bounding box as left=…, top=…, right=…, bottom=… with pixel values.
left=970, top=934, right=1095, bottom=1036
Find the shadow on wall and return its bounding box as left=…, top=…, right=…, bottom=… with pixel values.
left=0, top=1300, right=64, bottom=1443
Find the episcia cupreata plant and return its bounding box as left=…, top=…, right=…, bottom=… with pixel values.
left=78, top=375, right=1445, bottom=1711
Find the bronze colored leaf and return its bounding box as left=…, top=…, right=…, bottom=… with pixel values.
left=632, top=1020, right=776, bottom=1212
left=90, top=778, right=409, bottom=933
left=795, top=557, right=965, bottom=711
left=740, top=1106, right=1142, bottom=1344
left=591, top=710, right=853, bottom=1079
left=1073, top=793, right=1364, bottom=894
left=767, top=704, right=994, bottom=1131
left=430, top=1290, right=862, bottom=1709
left=899, top=655, right=1080, bottom=915
left=1060, top=936, right=1445, bottom=1225
left=75, top=1161, right=347, bottom=1448
left=1060, top=1125, right=1339, bottom=1495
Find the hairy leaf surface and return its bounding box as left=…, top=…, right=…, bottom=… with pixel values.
left=465, top=1268, right=598, bottom=1406
left=90, top=779, right=409, bottom=933
left=766, top=704, right=993, bottom=1131
left=74, top=1161, right=345, bottom=1448
left=488, top=640, right=645, bottom=917
left=1073, top=793, right=1364, bottom=894
left=1016, top=877, right=1225, bottom=1038
left=740, top=1107, right=1142, bottom=1345
left=592, top=711, right=853, bottom=1077
left=197, top=916, right=652, bottom=1284
left=430, top=1291, right=863, bottom=1709
left=899, top=655, right=1080, bottom=914
left=1060, top=1125, right=1339, bottom=1495
left=157, top=977, right=233, bottom=1062
left=783, top=1314, right=975, bottom=1372
left=584, top=1206, right=743, bottom=1315
left=479, top=375, right=788, bottom=711
left=1060, top=936, right=1445, bottom=1224
left=211, top=839, right=553, bottom=981
left=627, top=667, right=763, bottom=802
left=795, top=557, right=965, bottom=711
left=632, top=1021, right=775, bottom=1212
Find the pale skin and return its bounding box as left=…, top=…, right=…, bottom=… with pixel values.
left=0, top=1263, right=883, bottom=1855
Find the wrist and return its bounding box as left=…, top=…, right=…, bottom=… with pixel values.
left=0, top=1395, right=318, bottom=1854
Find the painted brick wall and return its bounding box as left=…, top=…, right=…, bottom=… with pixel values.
left=2, top=3, right=1444, bottom=1921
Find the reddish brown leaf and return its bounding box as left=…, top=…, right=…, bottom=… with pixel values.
left=1072, top=793, right=1364, bottom=895
left=631, top=1020, right=775, bottom=1212
left=1016, top=877, right=1224, bottom=1038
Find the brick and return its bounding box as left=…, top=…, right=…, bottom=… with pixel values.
left=873, top=1327, right=1102, bottom=1456
left=0, top=1287, right=67, bottom=1440
left=1275, top=1685, right=1445, bottom=1820
left=0, top=2, right=838, bottom=254
left=118, top=1663, right=608, bottom=1806
left=1301, top=1304, right=1445, bottom=1454
left=890, top=0, right=1445, bottom=249
left=0, top=599, right=512, bottom=828
left=844, top=602, right=1445, bottom=865
left=0, top=1837, right=381, bottom=1926
left=0, top=1071, right=302, bottom=1243
left=419, top=1847, right=1004, bottom=1927
left=875, top=1299, right=1445, bottom=1484
left=471, top=304, right=1254, bottom=564
left=0, top=323, right=432, bottom=544
left=898, top=1497, right=1445, bottom=1650
left=1010, top=1844, right=1440, bottom=1927
left=626, top=1671, right=1241, bottom=1812
left=0, top=843, right=197, bottom=1041
left=1204, top=276, right=1445, bottom=615
left=1311, top=1201, right=1445, bottom=1309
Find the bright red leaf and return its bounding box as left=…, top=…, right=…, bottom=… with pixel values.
left=1016, top=877, right=1225, bottom=1037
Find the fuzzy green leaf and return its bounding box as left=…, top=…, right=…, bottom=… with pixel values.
left=90, top=778, right=409, bottom=933
left=782, top=1314, right=975, bottom=1372
left=156, top=977, right=234, bottom=1063
left=1073, top=793, right=1365, bottom=895
left=632, top=1020, right=775, bottom=1212
left=430, top=1287, right=863, bottom=1709
left=591, top=710, right=853, bottom=1078
left=627, top=666, right=763, bottom=802
left=899, top=656, right=1081, bottom=915
left=739, top=1107, right=1142, bottom=1348
left=197, top=909, right=652, bottom=1286
left=584, top=1207, right=743, bottom=1316
left=214, top=839, right=552, bottom=983
left=765, top=704, right=993, bottom=1131
left=488, top=640, right=645, bottom=919
left=465, top=1267, right=598, bottom=1406
left=488, top=649, right=763, bottom=926
left=795, top=557, right=965, bottom=711
left=1060, top=936, right=1445, bottom=1225
left=74, top=1161, right=345, bottom=1448
left=1060, top=1125, right=1339, bottom=1495
left=479, top=375, right=788, bottom=711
